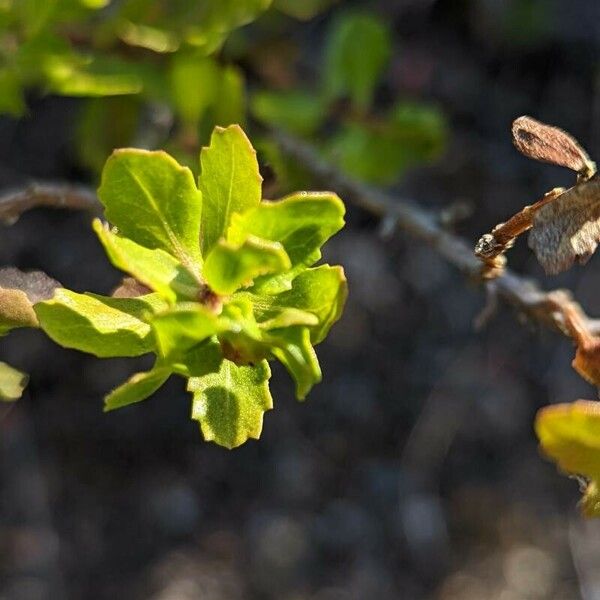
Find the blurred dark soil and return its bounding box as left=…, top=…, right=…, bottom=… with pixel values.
left=1, top=1, right=599, bottom=599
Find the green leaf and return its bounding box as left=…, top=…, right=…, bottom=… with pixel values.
left=199, top=125, right=262, bottom=256
left=227, top=192, right=345, bottom=269
left=268, top=327, right=321, bottom=400
left=150, top=305, right=227, bottom=359
left=93, top=219, right=201, bottom=303
left=251, top=90, right=325, bottom=136
left=323, top=12, right=391, bottom=112
left=203, top=236, right=291, bottom=295
left=239, top=265, right=347, bottom=344
left=170, top=338, right=224, bottom=378
left=188, top=356, right=272, bottom=448
left=104, top=366, right=171, bottom=411
left=536, top=401, right=600, bottom=517
left=98, top=149, right=203, bottom=269
left=0, top=362, right=28, bottom=401
left=35, top=290, right=166, bottom=357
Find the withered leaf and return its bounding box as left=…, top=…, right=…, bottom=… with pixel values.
left=528, top=177, right=600, bottom=275
left=512, top=116, right=596, bottom=178
left=0, top=268, right=61, bottom=333
left=0, top=267, right=61, bottom=303
left=560, top=303, right=600, bottom=389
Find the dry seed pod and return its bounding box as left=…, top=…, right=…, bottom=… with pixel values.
left=528, top=177, right=600, bottom=275
left=512, top=116, right=596, bottom=179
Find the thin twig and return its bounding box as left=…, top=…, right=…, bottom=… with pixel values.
left=272, top=128, right=600, bottom=338
left=0, top=182, right=100, bottom=224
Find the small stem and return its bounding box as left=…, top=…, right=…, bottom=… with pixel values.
left=0, top=182, right=101, bottom=224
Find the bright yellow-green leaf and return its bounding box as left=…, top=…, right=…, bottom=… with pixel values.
left=188, top=357, right=272, bottom=449
left=227, top=192, right=345, bottom=269
left=536, top=400, right=600, bottom=517
left=151, top=305, right=227, bottom=359
left=199, top=125, right=262, bottom=256
left=0, top=362, right=28, bottom=401
left=104, top=366, right=171, bottom=412
left=239, top=264, right=347, bottom=344
left=268, top=326, right=321, bottom=399
left=93, top=219, right=201, bottom=303
left=98, top=149, right=203, bottom=269
left=203, top=236, right=291, bottom=295
left=35, top=290, right=166, bottom=357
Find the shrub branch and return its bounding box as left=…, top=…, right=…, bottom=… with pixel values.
left=272, top=128, right=600, bottom=338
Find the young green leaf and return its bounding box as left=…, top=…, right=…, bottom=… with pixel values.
left=0, top=362, right=28, bottom=401
left=104, top=366, right=172, bottom=412
left=188, top=357, right=272, bottom=449
left=268, top=327, right=321, bottom=399
left=536, top=400, right=600, bottom=517
left=227, top=192, right=345, bottom=268
left=35, top=290, right=166, bottom=357
left=203, top=236, right=291, bottom=295
left=93, top=219, right=201, bottom=303
left=199, top=125, right=262, bottom=256
left=98, top=149, right=202, bottom=268
left=150, top=305, right=227, bottom=359
left=241, top=265, right=347, bottom=344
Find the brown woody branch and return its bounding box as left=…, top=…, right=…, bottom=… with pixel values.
left=272, top=128, right=600, bottom=338
left=0, top=182, right=100, bottom=224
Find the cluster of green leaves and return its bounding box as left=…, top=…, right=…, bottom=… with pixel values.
left=25, top=125, right=346, bottom=448
left=252, top=11, right=447, bottom=185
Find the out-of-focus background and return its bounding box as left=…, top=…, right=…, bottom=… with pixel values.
left=1, top=1, right=599, bottom=598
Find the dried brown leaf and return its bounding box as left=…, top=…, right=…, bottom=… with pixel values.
left=561, top=303, right=600, bottom=388
left=528, top=177, right=600, bottom=275
left=0, top=268, right=61, bottom=332
left=512, top=116, right=596, bottom=178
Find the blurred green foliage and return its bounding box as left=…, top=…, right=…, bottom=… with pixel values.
left=0, top=2, right=446, bottom=185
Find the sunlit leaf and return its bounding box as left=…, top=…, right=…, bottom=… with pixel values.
left=98, top=149, right=203, bottom=268
left=35, top=290, right=166, bottom=357
left=0, top=362, right=28, bottom=401
left=203, top=236, right=291, bottom=295
left=268, top=326, right=321, bottom=399
left=536, top=401, right=600, bottom=517
left=104, top=365, right=172, bottom=411
left=188, top=353, right=272, bottom=448
left=93, top=219, right=201, bottom=303
left=199, top=125, right=262, bottom=256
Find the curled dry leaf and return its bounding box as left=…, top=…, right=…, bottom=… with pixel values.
left=0, top=267, right=61, bottom=332
left=512, top=116, right=596, bottom=180
left=528, top=177, right=600, bottom=275
left=561, top=302, right=600, bottom=389
left=475, top=117, right=600, bottom=277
